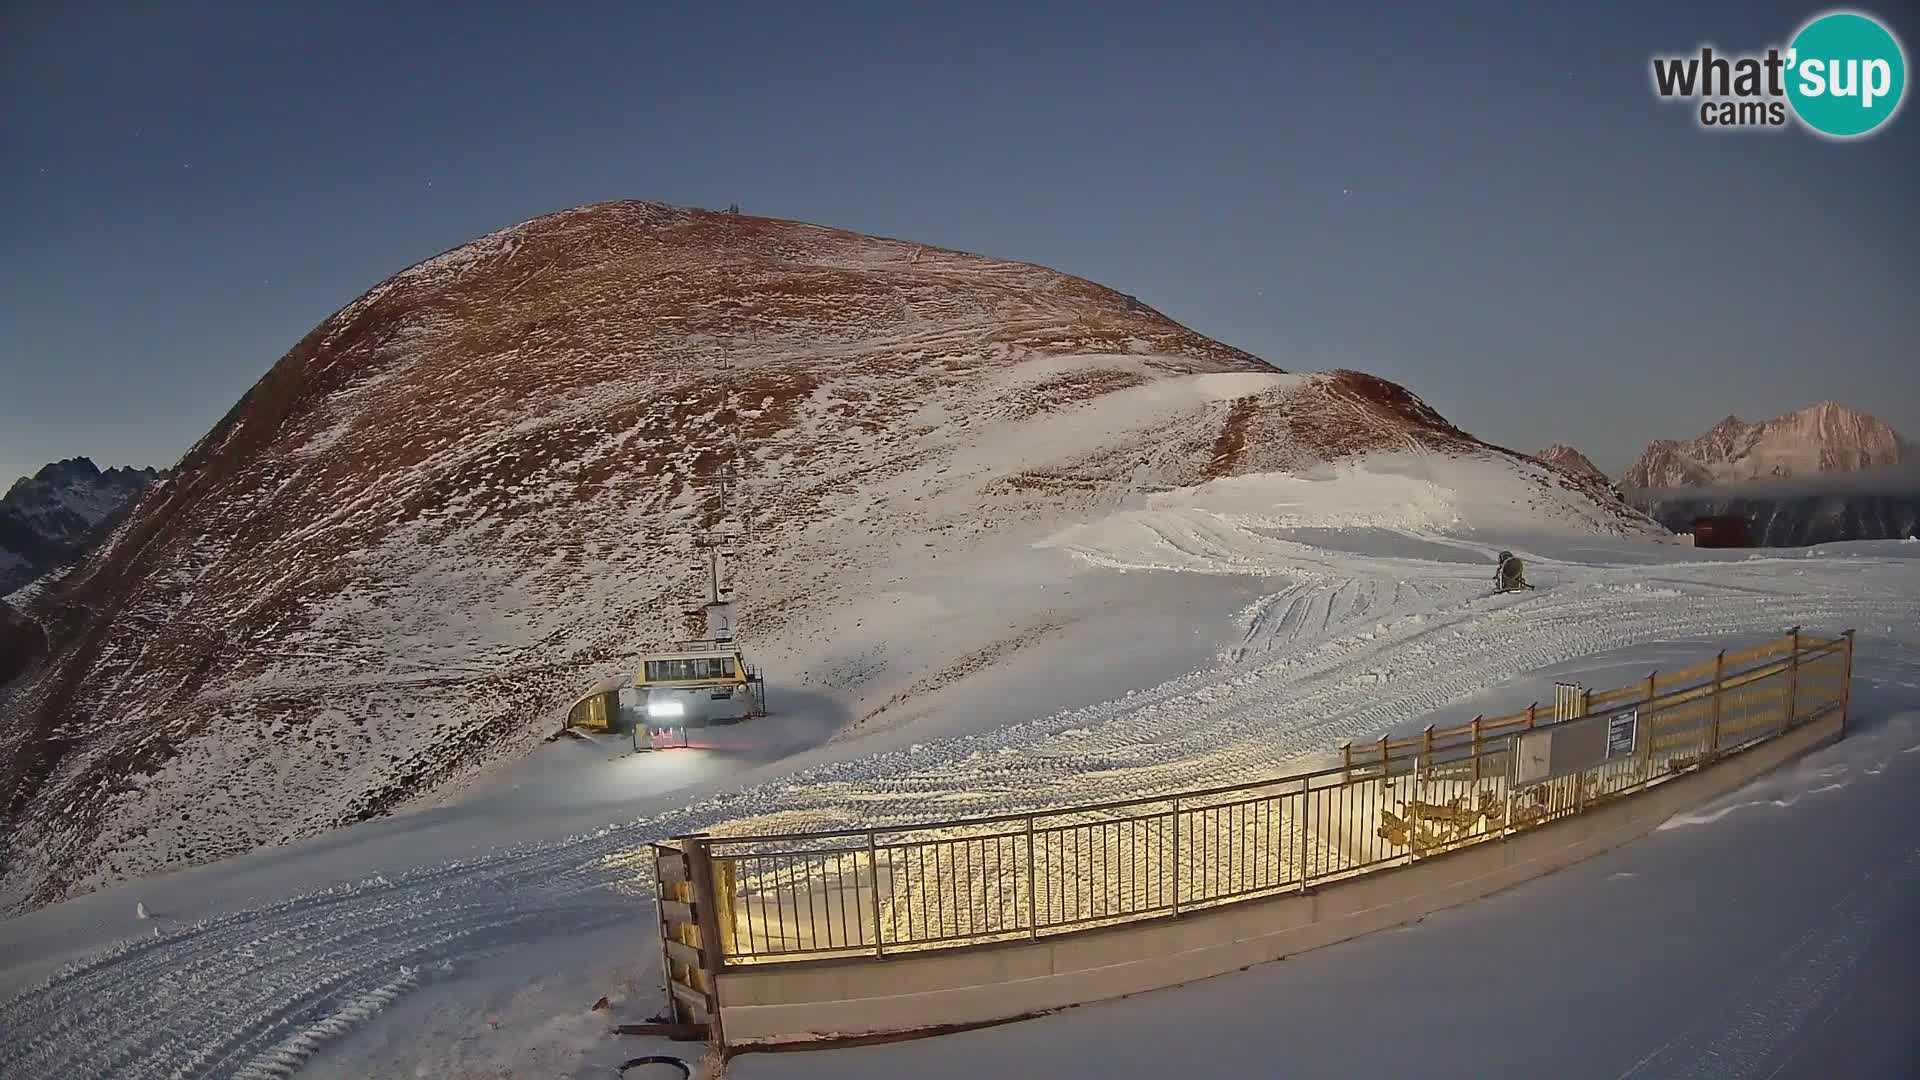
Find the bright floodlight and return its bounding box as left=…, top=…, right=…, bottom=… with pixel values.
left=647, top=700, right=686, bottom=719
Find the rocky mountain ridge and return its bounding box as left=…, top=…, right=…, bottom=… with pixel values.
left=0, top=458, right=165, bottom=595
left=1623, top=402, right=1907, bottom=489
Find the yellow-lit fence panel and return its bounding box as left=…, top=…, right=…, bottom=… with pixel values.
left=673, top=630, right=1854, bottom=965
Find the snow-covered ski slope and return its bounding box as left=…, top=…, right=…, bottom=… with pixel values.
left=1, top=200, right=1651, bottom=914
left=1, top=459, right=1917, bottom=1078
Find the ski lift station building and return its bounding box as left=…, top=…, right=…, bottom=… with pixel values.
left=566, top=532, right=767, bottom=740
left=565, top=645, right=766, bottom=736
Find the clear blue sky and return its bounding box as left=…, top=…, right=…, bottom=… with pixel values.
left=2, top=1, right=1914, bottom=485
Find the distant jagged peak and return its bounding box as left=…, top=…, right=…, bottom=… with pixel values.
left=1624, top=400, right=1905, bottom=489
left=1533, top=444, right=1608, bottom=482
left=1762, top=399, right=1891, bottom=430
left=10, top=457, right=164, bottom=495
left=7, top=459, right=163, bottom=503
left=36, top=455, right=102, bottom=479
left=1, top=455, right=168, bottom=594
left=7, top=457, right=99, bottom=499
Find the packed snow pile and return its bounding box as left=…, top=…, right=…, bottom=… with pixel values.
left=0, top=200, right=1656, bottom=913
left=1624, top=401, right=1909, bottom=489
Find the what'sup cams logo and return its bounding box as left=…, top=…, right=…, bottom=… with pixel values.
left=1651, top=9, right=1907, bottom=138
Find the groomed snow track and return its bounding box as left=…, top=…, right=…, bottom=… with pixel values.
left=2, top=545, right=1915, bottom=1078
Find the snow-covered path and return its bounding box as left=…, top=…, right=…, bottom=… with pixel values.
left=719, top=534, right=1916, bottom=836
left=1, top=534, right=1916, bottom=1078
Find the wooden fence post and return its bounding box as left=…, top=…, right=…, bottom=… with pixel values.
left=1641, top=671, right=1658, bottom=776
left=650, top=843, right=680, bottom=1022
left=1297, top=776, right=1311, bottom=893
left=1470, top=716, right=1483, bottom=781
left=1340, top=742, right=1352, bottom=783
left=1841, top=629, right=1856, bottom=733
left=682, top=835, right=728, bottom=1047
left=1525, top=703, right=1537, bottom=729
left=869, top=831, right=886, bottom=955
left=1409, top=755, right=1423, bottom=864
left=1171, top=796, right=1182, bottom=916
left=1784, top=627, right=1801, bottom=734
left=1024, top=816, right=1036, bottom=941
left=1708, top=651, right=1726, bottom=757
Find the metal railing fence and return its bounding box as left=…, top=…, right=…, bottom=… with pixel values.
left=663, top=629, right=1853, bottom=965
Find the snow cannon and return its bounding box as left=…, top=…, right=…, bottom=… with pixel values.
left=1495, top=550, right=1532, bottom=593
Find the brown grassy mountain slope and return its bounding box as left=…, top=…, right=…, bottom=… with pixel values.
left=0, top=201, right=1653, bottom=911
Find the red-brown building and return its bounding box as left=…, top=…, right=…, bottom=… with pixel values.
left=1691, top=515, right=1753, bottom=548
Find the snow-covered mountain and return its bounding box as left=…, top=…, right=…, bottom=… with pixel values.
left=1622, top=402, right=1907, bottom=489
left=1534, top=444, right=1610, bottom=484
left=0, top=458, right=165, bottom=594
left=0, top=201, right=1658, bottom=912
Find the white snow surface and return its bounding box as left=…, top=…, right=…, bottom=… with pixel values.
left=1043, top=453, right=1646, bottom=572
left=0, top=520, right=1916, bottom=1078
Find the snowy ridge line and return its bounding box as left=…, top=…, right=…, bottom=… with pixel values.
left=0, top=550, right=1911, bottom=1077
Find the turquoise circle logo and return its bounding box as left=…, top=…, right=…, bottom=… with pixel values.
left=1786, top=11, right=1907, bottom=137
